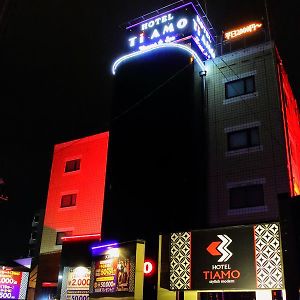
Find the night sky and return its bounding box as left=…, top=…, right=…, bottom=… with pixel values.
left=0, top=0, right=298, bottom=259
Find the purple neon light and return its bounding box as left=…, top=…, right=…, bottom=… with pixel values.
left=91, top=242, right=118, bottom=250
left=126, top=2, right=215, bottom=42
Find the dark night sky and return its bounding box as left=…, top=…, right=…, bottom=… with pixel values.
left=0, top=0, right=299, bottom=259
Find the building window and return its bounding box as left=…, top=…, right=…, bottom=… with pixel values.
left=65, top=159, right=81, bottom=172
left=227, top=127, right=260, bottom=151
left=225, top=75, right=255, bottom=99
left=229, top=184, right=264, bottom=209
left=56, top=231, right=72, bottom=245
left=33, top=215, right=40, bottom=222
left=31, top=231, right=37, bottom=240
left=60, top=194, right=77, bottom=208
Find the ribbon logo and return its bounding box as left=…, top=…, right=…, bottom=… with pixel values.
left=206, top=235, right=233, bottom=262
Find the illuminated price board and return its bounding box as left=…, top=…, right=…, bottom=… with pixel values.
left=61, top=267, right=91, bottom=300
left=0, top=269, right=29, bottom=300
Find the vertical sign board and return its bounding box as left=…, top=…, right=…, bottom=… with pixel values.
left=90, top=242, right=139, bottom=297
left=60, top=267, right=91, bottom=300
left=167, top=223, right=284, bottom=291
left=125, top=2, right=216, bottom=61
left=0, top=268, right=29, bottom=299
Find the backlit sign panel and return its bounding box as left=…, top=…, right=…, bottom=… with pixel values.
left=126, top=2, right=215, bottom=61
left=90, top=242, right=137, bottom=296
left=192, top=227, right=256, bottom=289
left=60, top=267, right=91, bottom=300
left=0, top=268, right=29, bottom=299
left=162, top=223, right=284, bottom=291
left=94, top=255, right=130, bottom=293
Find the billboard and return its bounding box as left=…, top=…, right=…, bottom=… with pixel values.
left=93, top=254, right=130, bottom=293
left=60, top=267, right=91, bottom=300
left=125, top=2, right=215, bottom=61
left=162, top=223, right=284, bottom=291
left=0, top=268, right=29, bottom=299
left=90, top=241, right=143, bottom=297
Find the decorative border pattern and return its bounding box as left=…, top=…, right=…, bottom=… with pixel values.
left=129, top=256, right=135, bottom=292
left=170, top=232, right=191, bottom=290
left=19, top=272, right=29, bottom=300
left=89, top=262, right=96, bottom=293
left=254, top=223, right=284, bottom=289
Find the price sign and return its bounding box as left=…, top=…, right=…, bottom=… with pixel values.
left=60, top=267, right=91, bottom=300
left=94, top=258, right=118, bottom=293
left=0, top=270, right=23, bottom=299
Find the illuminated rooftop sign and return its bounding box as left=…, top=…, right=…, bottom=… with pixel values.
left=125, top=2, right=215, bottom=61
left=224, top=22, right=263, bottom=40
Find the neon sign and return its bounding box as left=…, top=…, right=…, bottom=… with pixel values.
left=128, top=13, right=188, bottom=49
left=224, top=23, right=263, bottom=40
left=112, top=43, right=206, bottom=75
left=125, top=2, right=215, bottom=61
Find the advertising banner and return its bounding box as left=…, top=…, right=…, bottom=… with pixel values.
left=90, top=242, right=137, bottom=297
left=166, top=223, right=284, bottom=291
left=0, top=268, right=29, bottom=299
left=94, top=257, right=118, bottom=293
left=94, top=256, right=130, bottom=293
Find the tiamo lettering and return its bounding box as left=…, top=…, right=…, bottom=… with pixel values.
left=203, top=270, right=240, bottom=280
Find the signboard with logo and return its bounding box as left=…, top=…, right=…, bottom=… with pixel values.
left=192, top=226, right=256, bottom=290
left=125, top=2, right=216, bottom=60
left=163, top=223, right=284, bottom=291
left=60, top=267, right=91, bottom=300
left=0, top=268, right=29, bottom=299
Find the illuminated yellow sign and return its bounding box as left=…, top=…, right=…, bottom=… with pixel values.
left=224, top=23, right=262, bottom=40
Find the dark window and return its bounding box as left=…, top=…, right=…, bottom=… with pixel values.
left=60, top=194, right=77, bottom=208
left=31, top=231, right=37, bottom=240
left=33, top=215, right=40, bottom=222
left=225, top=75, right=255, bottom=99
left=65, top=159, right=81, bottom=172
left=227, top=127, right=260, bottom=150
left=229, top=184, right=264, bottom=209
left=56, top=231, right=72, bottom=245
